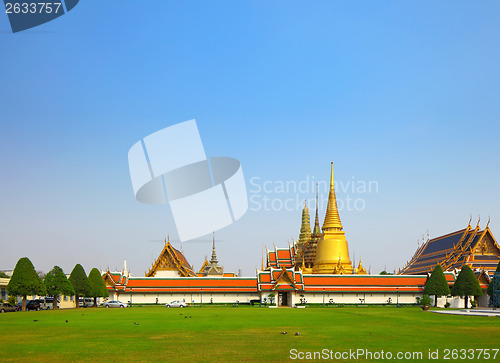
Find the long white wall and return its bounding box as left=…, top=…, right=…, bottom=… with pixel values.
left=109, top=291, right=260, bottom=305
left=260, top=291, right=421, bottom=306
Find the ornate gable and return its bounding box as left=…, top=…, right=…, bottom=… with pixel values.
left=198, top=259, right=209, bottom=274
left=472, top=228, right=500, bottom=256
left=103, top=271, right=118, bottom=287
left=146, top=239, right=195, bottom=277
left=273, top=267, right=298, bottom=291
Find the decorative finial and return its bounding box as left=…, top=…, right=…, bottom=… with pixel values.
left=477, top=215, right=481, bottom=228
left=261, top=247, right=264, bottom=271
left=468, top=214, right=472, bottom=227
left=487, top=216, right=490, bottom=228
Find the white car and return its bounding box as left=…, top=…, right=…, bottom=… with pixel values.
left=104, top=300, right=128, bottom=308
left=165, top=300, right=187, bottom=308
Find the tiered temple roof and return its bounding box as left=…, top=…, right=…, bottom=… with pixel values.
left=257, top=270, right=434, bottom=294
left=400, top=218, right=500, bottom=276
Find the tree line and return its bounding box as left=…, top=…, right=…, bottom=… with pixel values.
left=6, top=257, right=109, bottom=311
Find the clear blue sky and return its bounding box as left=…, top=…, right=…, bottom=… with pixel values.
left=1, top=1, right=499, bottom=276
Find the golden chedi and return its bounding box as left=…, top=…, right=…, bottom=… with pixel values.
left=313, top=163, right=353, bottom=274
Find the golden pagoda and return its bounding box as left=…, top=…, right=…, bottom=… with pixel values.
left=296, top=200, right=311, bottom=253
left=313, top=162, right=353, bottom=274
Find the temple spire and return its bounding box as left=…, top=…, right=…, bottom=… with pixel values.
left=298, top=200, right=311, bottom=249
left=202, top=231, right=223, bottom=276
left=313, top=182, right=320, bottom=236
left=210, top=231, right=218, bottom=264
left=322, top=162, right=343, bottom=231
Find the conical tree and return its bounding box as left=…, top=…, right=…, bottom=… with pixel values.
left=69, top=264, right=91, bottom=309
left=44, top=266, right=75, bottom=309
left=451, top=265, right=483, bottom=308
left=88, top=268, right=109, bottom=307
left=487, top=261, right=500, bottom=298
left=424, top=264, right=450, bottom=307
left=7, top=257, right=46, bottom=311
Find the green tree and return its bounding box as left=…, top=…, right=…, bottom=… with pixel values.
left=6, top=257, right=46, bottom=311
left=8, top=295, right=16, bottom=306
left=451, top=265, right=483, bottom=308
left=69, top=264, right=91, bottom=309
left=44, top=266, right=75, bottom=309
left=88, top=268, right=109, bottom=307
left=424, top=265, right=450, bottom=307
left=268, top=293, right=275, bottom=305
left=487, top=261, right=500, bottom=299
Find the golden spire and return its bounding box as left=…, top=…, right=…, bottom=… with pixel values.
left=312, top=183, right=320, bottom=236
left=261, top=247, right=264, bottom=271
left=322, top=162, right=343, bottom=231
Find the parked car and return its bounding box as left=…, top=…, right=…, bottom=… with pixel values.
left=103, top=300, right=128, bottom=308
left=26, top=299, right=43, bottom=311
left=79, top=298, right=94, bottom=308
left=38, top=297, right=58, bottom=310
left=0, top=302, right=18, bottom=313
left=165, top=300, right=187, bottom=308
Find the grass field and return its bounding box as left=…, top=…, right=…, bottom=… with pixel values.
left=1, top=306, right=499, bottom=362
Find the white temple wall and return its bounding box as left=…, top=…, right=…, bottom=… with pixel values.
left=111, top=292, right=260, bottom=305
left=260, top=291, right=421, bottom=305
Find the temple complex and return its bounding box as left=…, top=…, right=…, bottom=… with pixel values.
left=99, top=162, right=497, bottom=308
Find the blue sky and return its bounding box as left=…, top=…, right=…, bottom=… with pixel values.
left=1, top=1, right=499, bottom=276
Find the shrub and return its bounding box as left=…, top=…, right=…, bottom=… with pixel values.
left=419, top=295, right=432, bottom=306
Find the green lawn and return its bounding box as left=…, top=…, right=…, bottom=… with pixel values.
left=0, top=306, right=499, bottom=362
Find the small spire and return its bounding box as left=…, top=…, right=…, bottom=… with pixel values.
left=210, top=232, right=218, bottom=264
left=477, top=215, right=481, bottom=228
left=322, top=162, right=343, bottom=231
left=261, top=247, right=264, bottom=271
left=487, top=216, right=491, bottom=228
left=468, top=214, right=472, bottom=228
left=313, top=182, right=320, bottom=236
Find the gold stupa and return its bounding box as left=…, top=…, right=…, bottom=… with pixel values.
left=312, top=162, right=353, bottom=274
